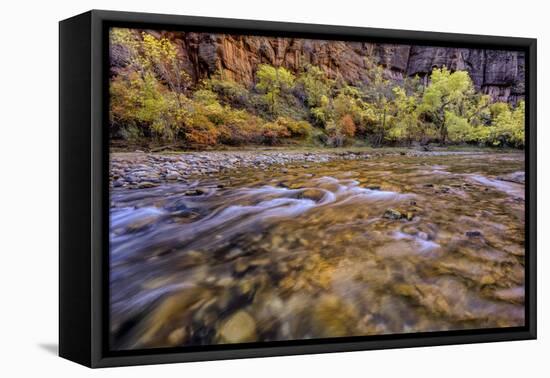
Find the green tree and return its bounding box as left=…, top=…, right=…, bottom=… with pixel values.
left=446, top=111, right=476, bottom=143
left=387, top=86, right=423, bottom=144
left=299, top=64, right=334, bottom=110
left=490, top=101, right=525, bottom=147
left=419, top=67, right=474, bottom=144
left=362, top=62, right=396, bottom=146
left=256, top=64, right=295, bottom=116
left=464, top=93, right=491, bottom=126
left=308, top=94, right=331, bottom=127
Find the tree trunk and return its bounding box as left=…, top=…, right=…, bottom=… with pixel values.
left=440, top=125, right=447, bottom=145
left=378, top=108, right=387, bottom=147
left=437, top=106, right=447, bottom=145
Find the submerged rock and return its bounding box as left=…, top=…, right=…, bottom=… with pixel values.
left=299, top=189, right=326, bottom=202
left=167, top=327, right=188, bottom=345
left=218, top=310, right=257, bottom=343
left=497, top=171, right=525, bottom=184
left=126, top=216, right=159, bottom=233
left=113, top=179, right=124, bottom=187
left=165, top=171, right=180, bottom=180
left=312, top=295, right=359, bottom=337
left=226, top=247, right=245, bottom=260
left=136, top=288, right=211, bottom=347
left=417, top=231, right=429, bottom=241
left=137, top=181, right=158, bottom=189
left=493, top=286, right=525, bottom=304
left=383, top=208, right=402, bottom=220
left=466, top=230, right=483, bottom=238
left=234, top=258, right=250, bottom=274
left=184, top=188, right=206, bottom=196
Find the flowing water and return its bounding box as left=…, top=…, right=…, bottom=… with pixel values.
left=109, top=151, right=525, bottom=350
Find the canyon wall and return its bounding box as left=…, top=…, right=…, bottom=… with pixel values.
left=111, top=31, right=525, bottom=104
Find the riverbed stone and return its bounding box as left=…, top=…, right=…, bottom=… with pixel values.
left=167, top=327, right=188, bottom=345
left=166, top=171, right=180, bottom=180
left=299, top=189, right=325, bottom=202
left=497, top=171, right=525, bottom=184
left=218, top=310, right=257, bottom=343
left=234, top=258, right=250, bottom=274
left=466, top=230, right=483, bottom=238
left=185, top=188, right=206, bottom=196
left=312, top=295, right=359, bottom=337
left=383, top=208, right=402, bottom=220
left=137, top=181, right=158, bottom=189
left=226, top=248, right=245, bottom=260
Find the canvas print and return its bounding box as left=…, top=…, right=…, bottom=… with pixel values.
left=108, top=27, right=526, bottom=351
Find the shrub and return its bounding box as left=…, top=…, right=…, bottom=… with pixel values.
left=206, top=76, right=251, bottom=109
left=310, top=94, right=332, bottom=127
left=273, top=117, right=313, bottom=139
left=108, top=32, right=526, bottom=150
left=110, top=71, right=186, bottom=142
left=119, top=125, right=143, bottom=144
left=184, top=115, right=221, bottom=146
left=218, top=110, right=264, bottom=145
left=339, top=114, right=356, bottom=138
left=262, top=120, right=291, bottom=145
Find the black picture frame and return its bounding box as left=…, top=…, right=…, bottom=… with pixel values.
left=59, top=9, right=537, bottom=368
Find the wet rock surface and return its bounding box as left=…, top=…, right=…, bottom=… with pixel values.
left=110, top=149, right=495, bottom=189
left=109, top=150, right=525, bottom=350
left=497, top=171, right=525, bottom=184
left=110, top=149, right=373, bottom=189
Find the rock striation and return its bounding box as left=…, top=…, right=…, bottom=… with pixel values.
left=111, top=31, right=525, bottom=104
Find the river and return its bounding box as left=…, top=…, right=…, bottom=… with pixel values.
left=109, top=151, right=525, bottom=350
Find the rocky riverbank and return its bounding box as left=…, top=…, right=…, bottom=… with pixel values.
left=110, top=148, right=492, bottom=189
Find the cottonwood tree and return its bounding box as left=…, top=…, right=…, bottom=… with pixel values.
left=419, top=67, right=473, bottom=144
left=256, top=64, right=295, bottom=117
left=362, top=60, right=396, bottom=146
left=110, top=29, right=191, bottom=141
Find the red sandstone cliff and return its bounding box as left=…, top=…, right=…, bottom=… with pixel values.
left=111, top=31, right=525, bottom=104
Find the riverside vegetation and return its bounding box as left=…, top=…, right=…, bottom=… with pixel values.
left=108, top=29, right=526, bottom=350
left=110, top=29, right=524, bottom=150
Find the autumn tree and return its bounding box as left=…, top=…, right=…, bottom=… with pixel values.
left=109, top=30, right=525, bottom=149
left=110, top=71, right=187, bottom=141
left=110, top=29, right=192, bottom=141
left=256, top=64, right=295, bottom=116
left=297, top=64, right=336, bottom=126
left=299, top=65, right=332, bottom=106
